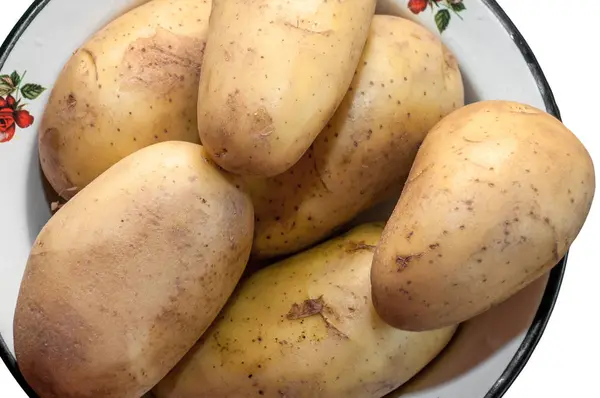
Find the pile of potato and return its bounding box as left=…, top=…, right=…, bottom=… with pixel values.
left=14, top=0, right=595, bottom=397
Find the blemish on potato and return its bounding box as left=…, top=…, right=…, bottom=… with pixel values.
left=396, top=254, right=421, bottom=272
left=119, top=28, right=205, bottom=94
left=346, top=241, right=377, bottom=253
left=286, top=297, right=324, bottom=320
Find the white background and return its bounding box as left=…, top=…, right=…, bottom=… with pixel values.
left=0, top=0, right=598, bottom=397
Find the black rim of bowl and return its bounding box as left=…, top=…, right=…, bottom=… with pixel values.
left=0, top=1, right=565, bottom=397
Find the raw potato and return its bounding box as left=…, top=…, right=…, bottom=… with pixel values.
left=14, top=142, right=254, bottom=398
left=197, top=0, right=376, bottom=176
left=371, top=101, right=595, bottom=332
left=39, top=0, right=212, bottom=200
left=240, top=15, right=464, bottom=259
left=154, top=224, right=457, bottom=398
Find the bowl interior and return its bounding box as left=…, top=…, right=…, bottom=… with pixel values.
left=0, top=1, right=560, bottom=397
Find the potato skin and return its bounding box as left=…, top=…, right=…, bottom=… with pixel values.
left=154, top=224, right=456, bottom=398
left=14, top=142, right=254, bottom=398
left=39, top=0, right=212, bottom=199
left=371, top=101, right=595, bottom=331
left=241, top=15, right=464, bottom=259
left=197, top=0, right=376, bottom=176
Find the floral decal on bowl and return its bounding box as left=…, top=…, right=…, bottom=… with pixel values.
left=0, top=71, right=46, bottom=143
left=408, top=0, right=466, bottom=33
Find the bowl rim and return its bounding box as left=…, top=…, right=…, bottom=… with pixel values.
left=0, top=1, right=566, bottom=397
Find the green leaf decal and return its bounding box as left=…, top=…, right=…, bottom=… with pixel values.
left=10, top=71, right=21, bottom=87
left=0, top=85, right=13, bottom=96
left=450, top=2, right=466, bottom=12
left=435, top=9, right=451, bottom=33
left=20, top=83, right=46, bottom=100
left=0, top=75, right=13, bottom=87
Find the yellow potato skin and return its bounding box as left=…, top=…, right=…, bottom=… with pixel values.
left=197, top=0, right=376, bottom=176
left=241, top=15, right=464, bottom=259
left=372, top=101, right=595, bottom=331
left=154, top=224, right=456, bottom=398
left=14, top=142, right=254, bottom=398
left=39, top=0, right=212, bottom=199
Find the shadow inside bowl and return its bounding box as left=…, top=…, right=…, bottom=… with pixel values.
left=393, top=273, right=549, bottom=397
left=26, top=141, right=54, bottom=245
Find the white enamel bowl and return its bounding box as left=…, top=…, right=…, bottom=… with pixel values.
left=0, top=1, right=564, bottom=397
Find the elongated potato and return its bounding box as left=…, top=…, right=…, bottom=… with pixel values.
left=240, top=15, right=464, bottom=259
left=14, top=142, right=254, bottom=398
left=154, top=224, right=456, bottom=398
left=39, top=0, right=212, bottom=199
left=197, top=0, right=376, bottom=176
left=372, top=101, right=595, bottom=332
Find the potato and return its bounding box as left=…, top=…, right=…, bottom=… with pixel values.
left=14, top=142, right=254, bottom=397
left=371, top=101, right=595, bottom=332
left=154, top=224, right=457, bottom=398
left=39, top=0, right=212, bottom=200
left=197, top=0, right=376, bottom=176
left=240, top=15, right=464, bottom=259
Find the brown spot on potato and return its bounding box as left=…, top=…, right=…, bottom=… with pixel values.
left=346, top=241, right=376, bottom=253
left=119, top=28, right=205, bottom=94
left=286, top=297, right=324, bottom=320
left=66, top=94, right=77, bottom=110
left=396, top=253, right=422, bottom=272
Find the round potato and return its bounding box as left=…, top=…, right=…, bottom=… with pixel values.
left=197, top=0, right=376, bottom=176
left=154, top=224, right=457, bottom=398
left=371, top=101, right=595, bottom=331
left=14, top=142, right=254, bottom=397
left=39, top=0, right=212, bottom=199
left=240, top=15, right=464, bottom=259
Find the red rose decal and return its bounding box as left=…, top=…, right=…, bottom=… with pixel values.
left=408, top=0, right=428, bottom=14
left=14, top=110, right=34, bottom=128
left=0, top=70, right=46, bottom=143
left=0, top=108, right=16, bottom=143
left=407, top=0, right=467, bottom=33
